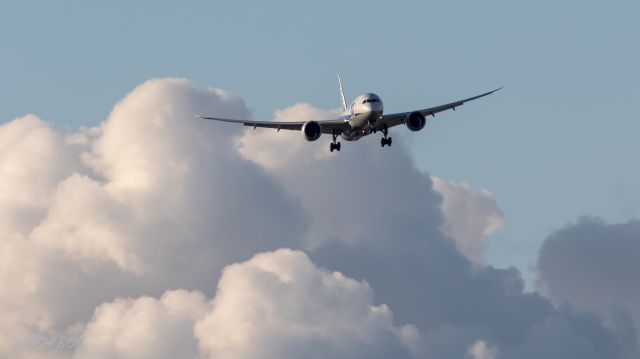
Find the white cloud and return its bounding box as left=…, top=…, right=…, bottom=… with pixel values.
left=74, top=290, right=208, bottom=359
left=234, top=100, right=634, bottom=358
left=73, top=250, right=415, bottom=359
left=31, top=77, right=306, bottom=279
left=0, top=78, right=636, bottom=358
left=432, top=176, right=505, bottom=265
left=466, top=340, right=498, bottom=359
left=0, top=115, right=82, bottom=240
left=0, top=78, right=307, bottom=357
left=195, top=249, right=413, bottom=359
left=235, top=103, right=342, bottom=171
left=235, top=106, right=505, bottom=262
left=234, top=105, right=445, bottom=249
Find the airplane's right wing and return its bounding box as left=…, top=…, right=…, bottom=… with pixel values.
left=379, top=87, right=502, bottom=129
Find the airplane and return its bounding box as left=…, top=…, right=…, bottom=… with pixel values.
left=196, top=76, right=501, bottom=152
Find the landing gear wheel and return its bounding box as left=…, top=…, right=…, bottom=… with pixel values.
left=330, top=130, right=341, bottom=152
left=380, top=125, right=391, bottom=148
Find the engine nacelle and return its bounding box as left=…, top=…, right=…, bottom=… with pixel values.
left=301, top=121, right=322, bottom=141
left=405, top=111, right=426, bottom=132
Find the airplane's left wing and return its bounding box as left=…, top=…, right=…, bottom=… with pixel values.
left=194, top=116, right=350, bottom=134
left=379, top=87, right=502, bottom=129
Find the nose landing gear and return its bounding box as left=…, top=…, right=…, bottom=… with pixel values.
left=380, top=125, right=392, bottom=147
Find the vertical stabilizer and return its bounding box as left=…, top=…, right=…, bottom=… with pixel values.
left=337, top=74, right=347, bottom=112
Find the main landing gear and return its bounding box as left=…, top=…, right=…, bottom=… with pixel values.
left=330, top=130, right=341, bottom=152
left=380, top=125, right=392, bottom=147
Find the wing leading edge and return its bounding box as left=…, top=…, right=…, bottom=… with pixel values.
left=380, top=87, right=503, bottom=129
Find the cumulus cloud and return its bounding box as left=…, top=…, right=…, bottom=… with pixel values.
left=0, top=78, right=637, bottom=358
left=0, top=115, right=82, bottom=239
left=236, top=109, right=505, bottom=263
left=196, top=249, right=413, bottom=359
left=235, top=105, right=445, bottom=250
left=29, top=79, right=306, bottom=279
left=0, top=78, right=307, bottom=357
left=75, top=290, right=208, bottom=359
left=235, top=103, right=342, bottom=171
left=73, top=250, right=414, bottom=359
left=432, top=176, right=505, bottom=264
left=537, top=217, right=640, bottom=328
left=232, top=97, right=637, bottom=358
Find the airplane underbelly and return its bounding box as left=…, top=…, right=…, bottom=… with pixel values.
left=340, top=133, right=362, bottom=141
left=351, top=113, right=371, bottom=128
left=340, top=125, right=362, bottom=141
left=343, top=110, right=382, bottom=140
left=342, top=110, right=382, bottom=141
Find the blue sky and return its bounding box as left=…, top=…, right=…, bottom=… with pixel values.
left=2, top=0, right=639, bottom=284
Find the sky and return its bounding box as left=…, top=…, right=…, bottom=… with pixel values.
left=3, top=0, right=639, bottom=282
left=1, top=1, right=640, bottom=358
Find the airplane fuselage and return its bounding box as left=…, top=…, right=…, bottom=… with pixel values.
left=341, top=93, right=384, bottom=141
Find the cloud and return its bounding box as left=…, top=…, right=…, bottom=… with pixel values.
left=233, top=97, right=636, bottom=358
left=501, top=316, right=601, bottom=359
left=466, top=340, right=498, bottom=359
left=235, top=106, right=445, bottom=250
left=0, top=115, right=82, bottom=240
left=235, top=103, right=342, bottom=171
left=74, top=290, right=208, bottom=359
left=432, top=176, right=505, bottom=265
left=0, top=78, right=637, bottom=358
left=29, top=79, right=307, bottom=278
left=195, top=249, right=413, bottom=359
left=235, top=102, right=541, bottom=341
left=537, top=217, right=640, bottom=329
left=236, top=108, right=505, bottom=264
left=0, top=78, right=307, bottom=357
left=73, top=250, right=414, bottom=359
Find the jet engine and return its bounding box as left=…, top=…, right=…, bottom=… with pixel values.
left=301, top=121, right=322, bottom=141
left=405, top=111, right=426, bottom=132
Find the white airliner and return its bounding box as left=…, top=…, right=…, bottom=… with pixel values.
left=196, top=76, right=501, bottom=152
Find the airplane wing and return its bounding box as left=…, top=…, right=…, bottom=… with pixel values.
left=194, top=116, right=351, bottom=134
left=379, top=87, right=502, bottom=129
